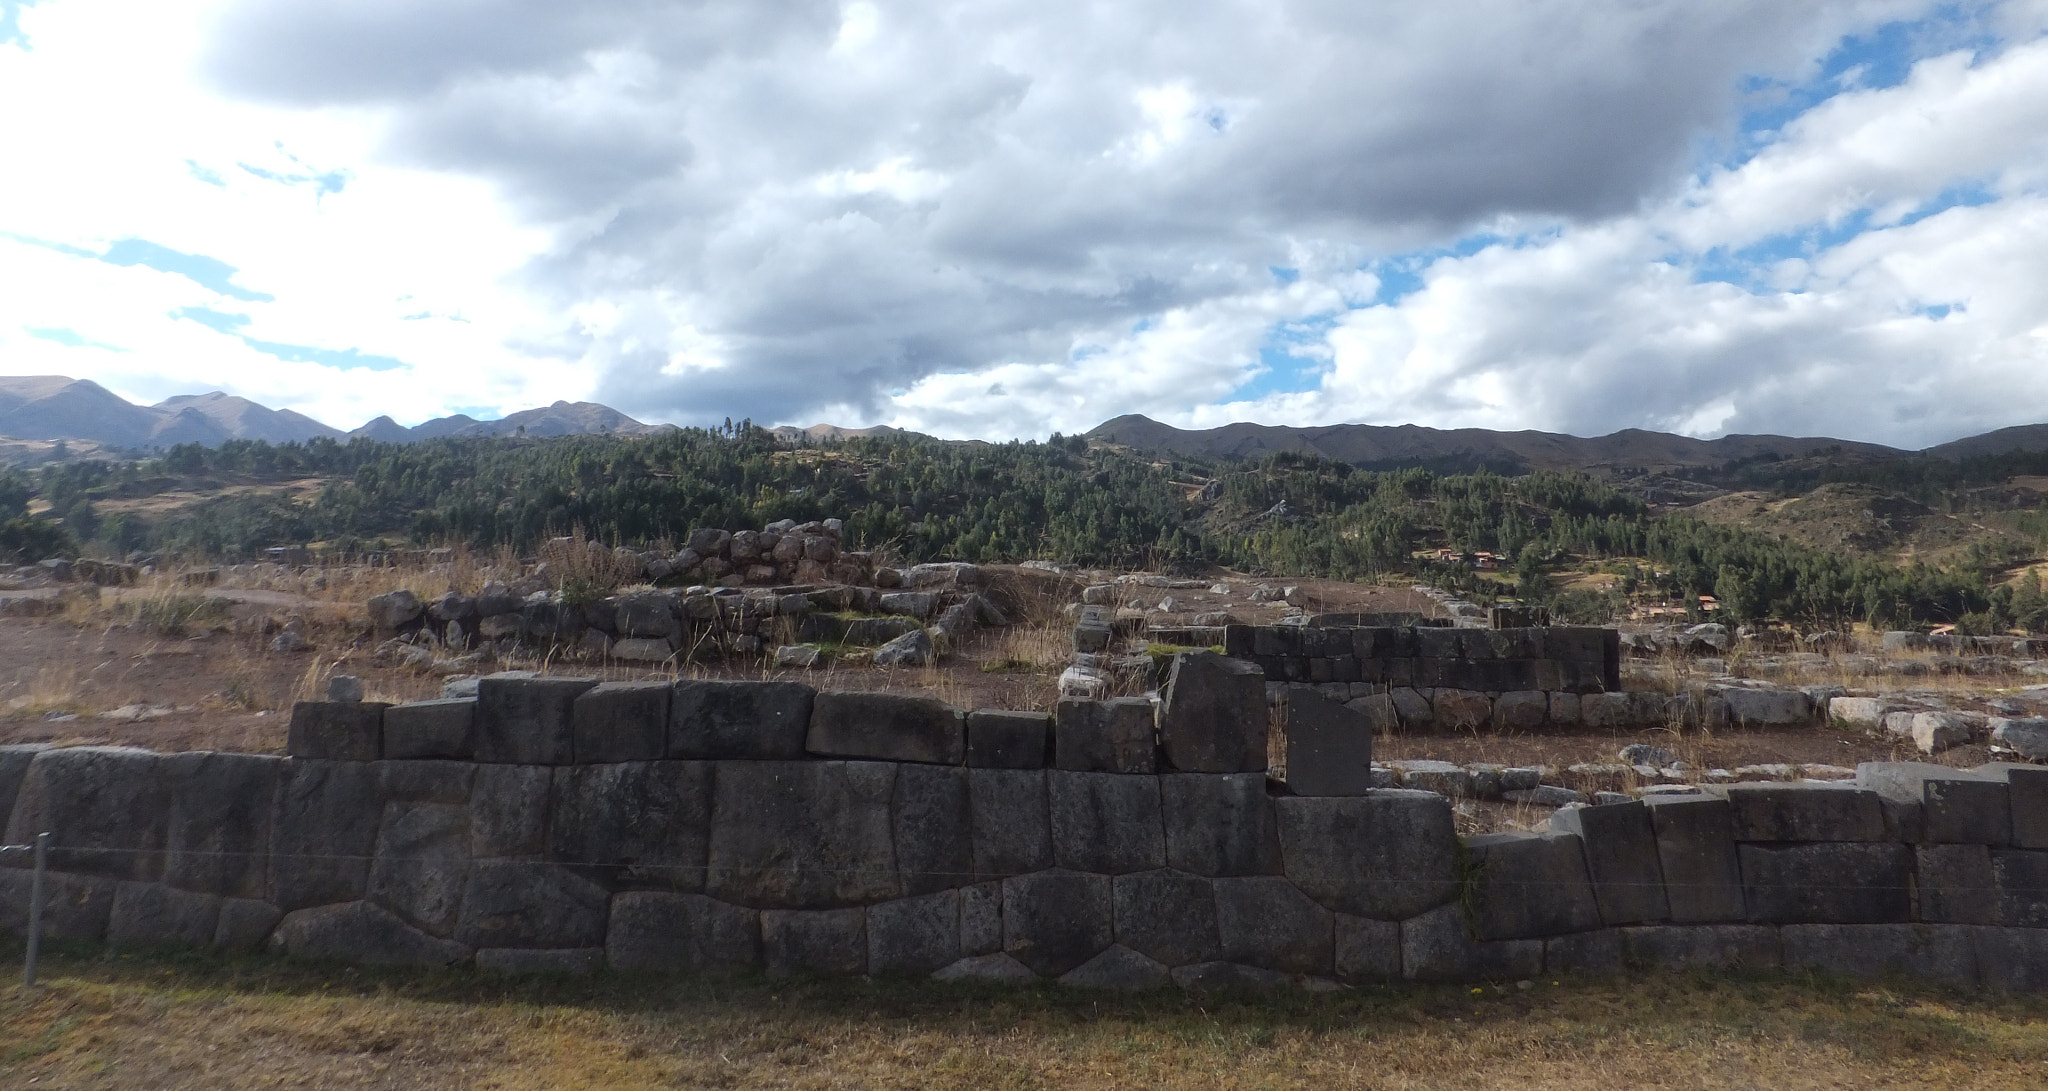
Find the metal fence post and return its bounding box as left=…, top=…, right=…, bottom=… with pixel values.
left=25, top=831, right=49, bottom=987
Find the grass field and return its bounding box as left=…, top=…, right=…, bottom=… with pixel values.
left=6, top=949, right=2048, bottom=1089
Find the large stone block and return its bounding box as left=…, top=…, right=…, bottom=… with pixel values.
left=1215, top=876, right=1334, bottom=975
left=469, top=764, right=551, bottom=858
left=670, top=680, right=814, bottom=760
left=1780, top=923, right=1977, bottom=986
left=1160, top=773, right=1279, bottom=877
left=107, top=881, right=221, bottom=950
left=274, top=901, right=471, bottom=966
left=1993, top=849, right=2048, bottom=926
left=1619, top=925, right=1780, bottom=971
left=1049, top=771, right=1166, bottom=875
left=0, top=744, right=45, bottom=832
left=475, top=676, right=597, bottom=764
left=286, top=701, right=388, bottom=761
left=1112, top=869, right=1220, bottom=967
left=381, top=699, right=475, bottom=760
left=6, top=746, right=168, bottom=881
left=1924, top=774, right=2012, bottom=846
left=967, top=709, right=1050, bottom=769
left=1548, top=800, right=1669, bottom=925
left=1464, top=832, right=1602, bottom=940
left=970, top=769, right=1051, bottom=878
left=762, top=907, right=867, bottom=976
left=572, top=682, right=671, bottom=764
left=377, top=759, right=473, bottom=804
left=1972, top=926, right=2048, bottom=991
left=1157, top=652, right=1268, bottom=773
left=1544, top=929, right=1626, bottom=976
left=549, top=761, right=711, bottom=889
left=1276, top=792, right=1459, bottom=920
left=2008, top=766, right=2048, bottom=849
left=368, top=802, right=470, bottom=936
left=1720, top=687, right=1813, bottom=727
left=1400, top=903, right=1542, bottom=983
left=895, top=765, right=973, bottom=895
left=1641, top=795, right=1746, bottom=922
left=270, top=759, right=379, bottom=910
left=1335, top=914, right=1402, bottom=981
left=1492, top=690, right=1549, bottom=731
left=1054, top=697, right=1158, bottom=773
left=1725, top=783, right=1886, bottom=843
left=163, top=751, right=280, bottom=899
left=0, top=870, right=114, bottom=943
left=1918, top=844, right=1995, bottom=924
left=214, top=898, right=284, bottom=952
left=455, top=861, right=610, bottom=948
left=1061, top=945, right=1172, bottom=989
left=706, top=761, right=901, bottom=908
left=1281, top=694, right=1373, bottom=796
left=869, top=890, right=961, bottom=976
left=606, top=891, right=760, bottom=972
left=1856, top=761, right=1959, bottom=842
left=1740, top=843, right=1911, bottom=923
left=807, top=692, right=965, bottom=765
left=1002, top=869, right=1113, bottom=976
left=961, top=880, right=1003, bottom=956
left=477, top=948, right=603, bottom=976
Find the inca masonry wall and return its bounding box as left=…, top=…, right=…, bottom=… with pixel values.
left=6, top=654, right=2048, bottom=990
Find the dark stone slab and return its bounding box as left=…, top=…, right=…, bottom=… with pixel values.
left=1740, top=843, right=1911, bottom=924
left=381, top=699, right=475, bottom=760
left=1170, top=961, right=1294, bottom=991
left=1547, top=800, right=1669, bottom=925
left=1725, top=783, right=1887, bottom=842
left=807, top=692, right=964, bottom=765
left=1464, top=832, right=1602, bottom=940
left=1781, top=923, right=1977, bottom=986
left=1918, top=844, right=1996, bottom=924
left=1924, top=775, right=2012, bottom=846
left=1972, top=926, right=2048, bottom=991
left=376, top=759, right=473, bottom=804
left=1544, top=929, right=1626, bottom=976
left=475, top=677, right=597, bottom=764
left=1335, top=914, right=1401, bottom=981
left=286, top=701, right=388, bottom=761
left=1002, top=868, right=1113, bottom=976
left=1215, top=876, right=1334, bottom=975
left=107, top=881, right=221, bottom=949
left=1049, top=771, right=1166, bottom=875
left=1158, top=652, right=1267, bottom=773
left=1400, top=903, right=1542, bottom=982
left=1160, top=773, right=1279, bottom=877
left=1061, top=945, right=1172, bottom=989
left=1112, top=869, right=1219, bottom=967
left=455, top=861, right=609, bottom=948
left=2008, top=766, right=2048, bottom=849
left=895, top=764, right=972, bottom=895
left=469, top=764, right=551, bottom=858
left=1054, top=697, right=1157, bottom=774
left=572, top=682, right=671, bottom=764
left=368, top=802, right=470, bottom=935
left=706, top=761, right=901, bottom=908
left=606, top=891, right=760, bottom=972
left=762, top=907, right=867, bottom=976
left=961, top=880, right=1003, bottom=956
left=0, top=870, right=114, bottom=942
left=164, top=751, right=281, bottom=899
left=670, top=680, right=814, bottom=760
left=1619, top=924, right=1781, bottom=971
left=270, top=759, right=379, bottom=910
left=1642, top=794, right=1746, bottom=922
left=1276, top=792, right=1459, bottom=920
left=1281, top=694, right=1373, bottom=796
left=275, top=900, right=471, bottom=966
left=6, top=746, right=168, bottom=881
left=869, top=890, right=961, bottom=976
left=0, top=744, right=44, bottom=835
left=214, top=898, right=283, bottom=952
left=970, top=769, right=1051, bottom=879
left=1993, top=849, right=2048, bottom=926
left=549, top=761, right=711, bottom=890
left=477, top=948, right=603, bottom=975
left=967, top=709, right=1050, bottom=769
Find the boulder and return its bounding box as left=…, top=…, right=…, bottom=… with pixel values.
left=1280, top=694, right=1373, bottom=796
left=1492, top=690, right=1549, bottom=730
left=774, top=644, right=822, bottom=669
left=214, top=898, right=284, bottom=952
left=107, top=881, right=221, bottom=949
left=273, top=901, right=470, bottom=966
left=1275, top=792, right=1459, bottom=920
left=367, top=590, right=424, bottom=631
left=6, top=747, right=168, bottom=881
left=609, top=637, right=675, bottom=663
left=368, top=802, right=470, bottom=935
left=933, top=952, right=1038, bottom=983
left=1991, top=717, right=2048, bottom=760
left=1157, top=652, right=1267, bottom=773
left=706, top=761, right=901, bottom=908
left=1828, top=696, right=1891, bottom=728
left=1060, top=945, right=1172, bottom=989
left=1912, top=711, right=1982, bottom=754
left=1719, top=686, right=1812, bottom=726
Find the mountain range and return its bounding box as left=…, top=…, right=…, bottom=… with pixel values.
left=0, top=375, right=670, bottom=450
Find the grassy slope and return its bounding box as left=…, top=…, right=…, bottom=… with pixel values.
left=5, top=951, right=2048, bottom=1089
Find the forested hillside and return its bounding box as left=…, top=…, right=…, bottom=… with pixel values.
left=3, top=424, right=2044, bottom=633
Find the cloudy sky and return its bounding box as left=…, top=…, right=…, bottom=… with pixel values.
left=3, top=0, right=2047, bottom=446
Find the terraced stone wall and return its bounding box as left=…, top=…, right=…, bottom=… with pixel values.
left=5, top=670, right=2048, bottom=990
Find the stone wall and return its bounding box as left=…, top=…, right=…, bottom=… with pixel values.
left=6, top=661, right=2048, bottom=990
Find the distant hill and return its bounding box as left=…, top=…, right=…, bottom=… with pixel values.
left=0, top=376, right=672, bottom=449
left=1084, top=414, right=1938, bottom=474
left=1923, top=423, right=2048, bottom=461
left=769, top=423, right=904, bottom=443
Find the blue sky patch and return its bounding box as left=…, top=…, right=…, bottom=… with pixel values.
left=241, top=336, right=405, bottom=372
left=171, top=306, right=252, bottom=334
left=101, top=238, right=274, bottom=302
left=26, top=326, right=124, bottom=351
left=0, top=0, right=47, bottom=49
left=185, top=159, right=227, bottom=188
left=1233, top=315, right=1338, bottom=400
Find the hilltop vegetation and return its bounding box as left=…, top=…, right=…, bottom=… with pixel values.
left=3, top=424, right=2045, bottom=633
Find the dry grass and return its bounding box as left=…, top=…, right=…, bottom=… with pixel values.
left=5, top=953, right=2048, bottom=1089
